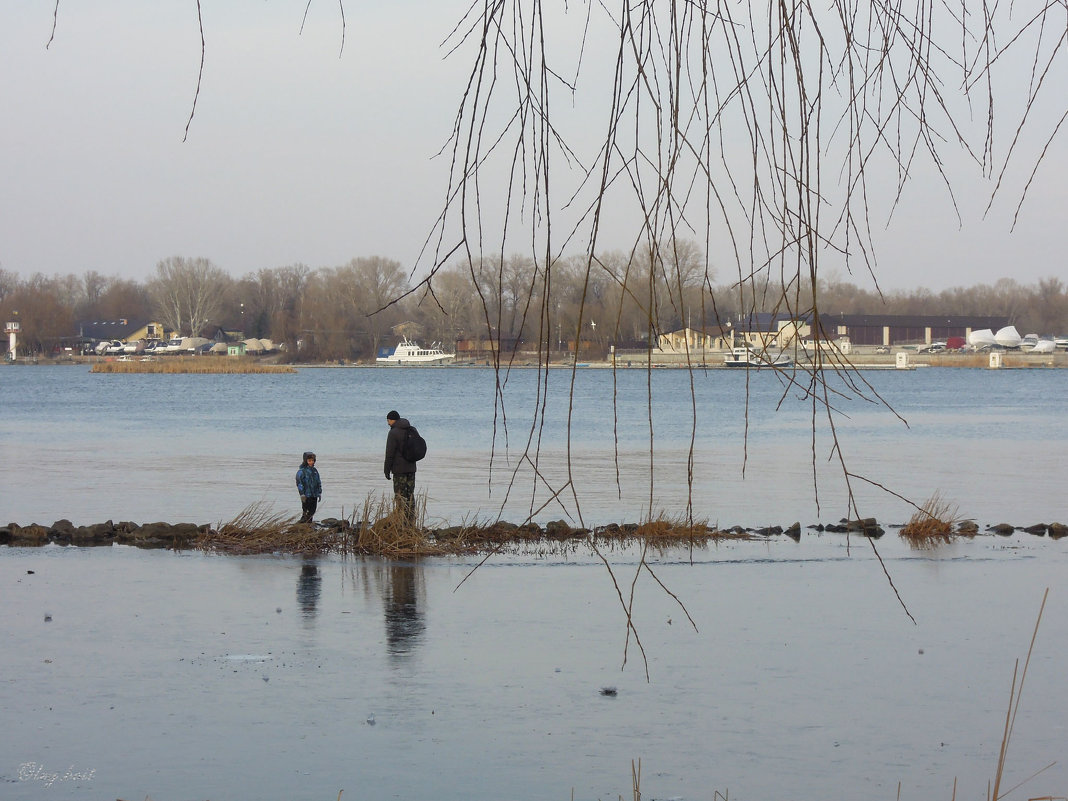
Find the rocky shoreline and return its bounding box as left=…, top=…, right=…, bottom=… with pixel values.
left=2, top=517, right=1065, bottom=551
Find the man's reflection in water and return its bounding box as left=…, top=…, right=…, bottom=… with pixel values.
left=383, top=563, right=425, bottom=659
left=296, top=558, right=322, bottom=622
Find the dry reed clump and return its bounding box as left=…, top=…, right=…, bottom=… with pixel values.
left=612, top=511, right=749, bottom=545
left=195, top=499, right=763, bottom=558
left=197, top=502, right=344, bottom=555
left=899, top=493, right=961, bottom=549
left=350, top=493, right=449, bottom=557
left=91, top=357, right=294, bottom=374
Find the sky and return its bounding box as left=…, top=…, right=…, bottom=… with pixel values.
left=1, top=2, right=1065, bottom=293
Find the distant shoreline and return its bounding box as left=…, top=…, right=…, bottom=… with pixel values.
left=4, top=349, right=1066, bottom=370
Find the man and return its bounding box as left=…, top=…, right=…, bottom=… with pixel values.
left=384, top=410, right=417, bottom=523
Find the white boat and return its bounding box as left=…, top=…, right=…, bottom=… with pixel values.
left=723, top=346, right=792, bottom=368
left=376, top=338, right=455, bottom=365
left=994, top=325, right=1023, bottom=348
left=1028, top=338, right=1056, bottom=354
left=968, top=328, right=997, bottom=349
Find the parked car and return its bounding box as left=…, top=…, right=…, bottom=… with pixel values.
left=918, top=342, right=946, bottom=354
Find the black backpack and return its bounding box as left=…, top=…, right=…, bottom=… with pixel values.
left=402, top=426, right=427, bottom=462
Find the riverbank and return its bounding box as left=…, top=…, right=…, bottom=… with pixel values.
left=3, top=516, right=1065, bottom=555
left=7, top=348, right=1067, bottom=369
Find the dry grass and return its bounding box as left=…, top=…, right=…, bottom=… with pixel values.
left=196, top=502, right=346, bottom=555
left=899, top=493, right=962, bottom=549
left=92, top=357, right=294, bottom=374
left=195, top=500, right=754, bottom=558
left=628, top=513, right=740, bottom=543
left=350, top=493, right=451, bottom=557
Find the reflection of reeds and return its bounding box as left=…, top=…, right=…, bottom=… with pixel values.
left=91, top=357, right=294, bottom=374
left=900, top=493, right=960, bottom=549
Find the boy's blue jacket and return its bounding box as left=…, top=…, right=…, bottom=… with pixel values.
left=295, top=465, right=322, bottom=499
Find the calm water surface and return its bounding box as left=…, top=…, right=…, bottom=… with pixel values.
left=2, top=365, right=1067, bottom=799
left=2, top=538, right=1067, bottom=800
left=1, top=364, right=1065, bottom=527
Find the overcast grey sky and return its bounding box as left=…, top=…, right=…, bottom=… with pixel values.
left=2, top=2, right=1065, bottom=292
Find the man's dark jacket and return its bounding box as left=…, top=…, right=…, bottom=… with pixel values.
left=384, top=417, right=418, bottom=477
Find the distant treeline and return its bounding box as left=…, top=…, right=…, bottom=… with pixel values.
left=1, top=249, right=1065, bottom=361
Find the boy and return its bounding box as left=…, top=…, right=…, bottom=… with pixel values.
left=295, top=451, right=322, bottom=524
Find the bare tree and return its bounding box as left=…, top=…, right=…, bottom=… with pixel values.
left=0, top=268, right=19, bottom=304
left=149, top=256, right=230, bottom=337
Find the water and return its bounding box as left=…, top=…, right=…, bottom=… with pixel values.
left=1, top=364, right=1065, bottom=528
left=2, top=540, right=1067, bottom=800
left=2, top=364, right=1067, bottom=800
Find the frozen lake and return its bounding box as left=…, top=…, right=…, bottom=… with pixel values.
left=3, top=537, right=1067, bottom=800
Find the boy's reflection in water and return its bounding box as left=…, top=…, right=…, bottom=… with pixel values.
left=297, top=559, right=322, bottom=622
left=383, top=564, right=425, bottom=659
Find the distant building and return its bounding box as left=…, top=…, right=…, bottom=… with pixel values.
left=658, top=313, right=811, bottom=352
left=658, top=325, right=731, bottom=352
left=78, top=319, right=168, bottom=346
left=813, top=314, right=1009, bottom=347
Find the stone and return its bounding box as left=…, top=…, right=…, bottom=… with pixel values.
left=1022, top=523, right=1048, bottom=536
left=784, top=522, right=801, bottom=541
left=545, top=520, right=574, bottom=538
left=987, top=523, right=1015, bottom=536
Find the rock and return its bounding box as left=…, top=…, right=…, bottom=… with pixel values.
left=70, top=521, right=118, bottom=546
left=807, top=523, right=824, bottom=531
left=987, top=523, right=1015, bottom=536
left=545, top=520, right=575, bottom=539
left=1049, top=523, right=1068, bottom=540
left=1022, top=523, right=1048, bottom=536
left=123, top=522, right=202, bottom=549
left=755, top=525, right=782, bottom=537
left=835, top=518, right=883, bottom=537
left=784, top=522, right=801, bottom=541
left=7, top=523, right=49, bottom=545
left=844, top=517, right=878, bottom=531
left=517, top=523, right=542, bottom=538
